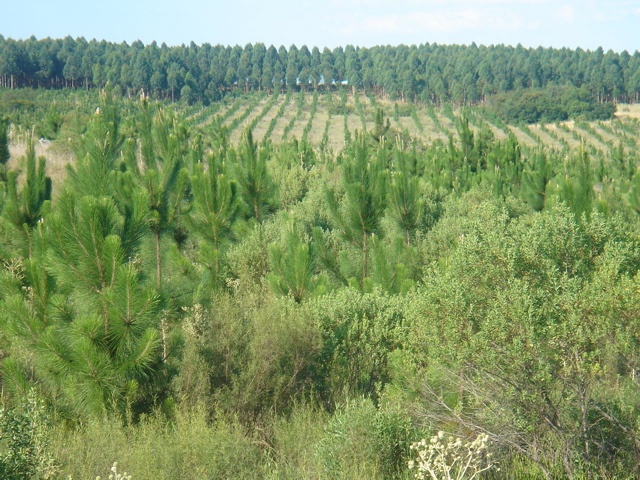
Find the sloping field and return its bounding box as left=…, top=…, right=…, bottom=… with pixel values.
left=204, top=92, right=640, bottom=155
left=7, top=93, right=640, bottom=184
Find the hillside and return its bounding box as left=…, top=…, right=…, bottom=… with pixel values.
left=2, top=87, right=640, bottom=479
left=7, top=89, right=639, bottom=177
left=192, top=90, right=640, bottom=153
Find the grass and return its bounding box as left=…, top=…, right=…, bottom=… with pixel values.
left=8, top=140, right=73, bottom=194
left=51, top=407, right=266, bottom=480
left=49, top=401, right=402, bottom=480
left=615, top=103, right=640, bottom=119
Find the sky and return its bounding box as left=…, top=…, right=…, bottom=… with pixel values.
left=1, top=0, right=639, bottom=53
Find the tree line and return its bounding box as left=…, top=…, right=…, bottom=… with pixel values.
left=1, top=36, right=640, bottom=105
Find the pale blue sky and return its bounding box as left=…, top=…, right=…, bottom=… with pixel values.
left=1, top=0, right=639, bottom=53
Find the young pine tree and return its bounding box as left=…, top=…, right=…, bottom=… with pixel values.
left=2, top=140, right=51, bottom=255
left=627, top=172, right=640, bottom=216
left=370, top=108, right=391, bottom=143
left=68, top=90, right=123, bottom=197
left=388, top=149, right=423, bottom=246
left=522, top=150, right=553, bottom=212
left=67, top=91, right=149, bottom=266
left=133, top=101, right=190, bottom=290
left=326, top=135, right=387, bottom=283
left=370, top=235, right=415, bottom=295
left=456, top=113, right=475, bottom=164
left=268, top=222, right=317, bottom=302
left=234, top=129, right=277, bottom=223
left=187, top=150, right=239, bottom=291
left=20, top=192, right=160, bottom=415
left=559, top=146, right=594, bottom=222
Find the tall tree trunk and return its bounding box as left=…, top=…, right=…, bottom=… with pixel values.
left=254, top=198, right=260, bottom=222
left=362, top=232, right=368, bottom=281
left=155, top=230, right=162, bottom=290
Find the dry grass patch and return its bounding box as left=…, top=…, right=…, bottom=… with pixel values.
left=308, top=111, right=329, bottom=144
left=210, top=102, right=234, bottom=122
left=346, top=113, right=362, bottom=135
left=228, top=101, right=264, bottom=143
left=436, top=113, right=456, bottom=134
left=8, top=141, right=74, bottom=192
left=252, top=96, right=287, bottom=142
left=529, top=125, right=563, bottom=149
left=328, top=114, right=346, bottom=151
left=289, top=110, right=311, bottom=140
left=506, top=126, right=538, bottom=147
left=485, top=123, right=509, bottom=141
left=417, top=114, right=449, bottom=143
left=571, top=127, right=608, bottom=151
left=548, top=124, right=582, bottom=149
left=395, top=117, right=417, bottom=136
left=592, top=122, right=622, bottom=145
left=615, top=103, right=640, bottom=119
left=272, top=110, right=296, bottom=141
left=232, top=97, right=273, bottom=140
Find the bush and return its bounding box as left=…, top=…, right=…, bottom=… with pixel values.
left=316, top=398, right=412, bottom=479
left=0, top=391, right=59, bottom=480
left=485, top=85, right=614, bottom=124
left=214, top=296, right=323, bottom=420
left=311, top=289, right=408, bottom=406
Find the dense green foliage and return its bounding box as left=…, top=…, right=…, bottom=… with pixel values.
left=1, top=89, right=640, bottom=478
left=1, top=36, right=639, bottom=110
left=487, top=85, right=616, bottom=123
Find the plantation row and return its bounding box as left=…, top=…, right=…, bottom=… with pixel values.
left=181, top=90, right=640, bottom=155
left=3, top=87, right=638, bottom=159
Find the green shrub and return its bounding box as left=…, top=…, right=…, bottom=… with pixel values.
left=316, top=398, right=411, bottom=479
left=214, top=296, right=323, bottom=420
left=486, top=85, right=615, bottom=124
left=0, top=391, right=59, bottom=480
left=311, top=289, right=407, bottom=406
